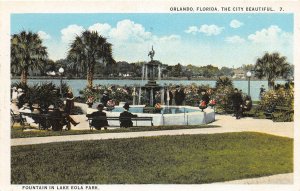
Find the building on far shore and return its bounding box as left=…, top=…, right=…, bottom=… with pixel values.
left=232, top=68, right=246, bottom=79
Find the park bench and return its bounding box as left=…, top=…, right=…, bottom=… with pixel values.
left=19, top=112, right=69, bottom=131
left=264, top=104, right=276, bottom=119
left=87, top=116, right=153, bottom=131
left=271, top=105, right=294, bottom=122
left=11, top=110, right=27, bottom=128
left=264, top=105, right=293, bottom=121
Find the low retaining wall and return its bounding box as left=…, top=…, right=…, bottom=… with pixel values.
left=87, top=105, right=215, bottom=126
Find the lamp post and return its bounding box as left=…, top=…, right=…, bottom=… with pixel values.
left=58, top=67, right=64, bottom=98
left=246, top=71, right=252, bottom=96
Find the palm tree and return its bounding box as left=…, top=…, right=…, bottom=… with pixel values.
left=254, top=52, right=291, bottom=89
left=11, top=31, right=48, bottom=85
left=67, top=30, right=115, bottom=89
left=215, top=76, right=233, bottom=88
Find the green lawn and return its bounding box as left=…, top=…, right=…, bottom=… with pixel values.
left=11, top=124, right=219, bottom=138
left=11, top=132, right=293, bottom=184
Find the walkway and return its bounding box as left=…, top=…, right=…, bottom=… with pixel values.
left=11, top=114, right=293, bottom=146
left=219, top=173, right=293, bottom=184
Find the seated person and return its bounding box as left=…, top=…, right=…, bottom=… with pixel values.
left=49, top=106, right=67, bottom=131
left=242, top=96, right=253, bottom=112
left=120, top=103, right=137, bottom=128
left=49, top=105, right=79, bottom=131
left=86, top=104, right=108, bottom=130
left=86, top=96, right=94, bottom=108
left=18, top=103, right=35, bottom=124
left=200, top=89, right=210, bottom=107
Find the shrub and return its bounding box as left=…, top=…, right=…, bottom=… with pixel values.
left=184, top=83, right=212, bottom=106
left=216, top=76, right=233, bottom=89
left=214, top=77, right=234, bottom=113
left=79, top=85, right=134, bottom=105
left=214, top=86, right=234, bottom=113
left=259, top=82, right=294, bottom=121
left=11, top=82, right=64, bottom=111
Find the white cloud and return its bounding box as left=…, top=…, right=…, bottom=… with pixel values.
left=199, top=24, right=224, bottom=36
left=38, top=31, right=51, bottom=40
left=225, top=35, right=245, bottom=43
left=230, top=20, right=244, bottom=28
left=185, top=26, right=198, bottom=35
left=248, top=25, right=292, bottom=45
left=61, top=24, right=85, bottom=43
left=158, top=35, right=181, bottom=42
left=56, top=20, right=180, bottom=62
left=88, top=23, right=111, bottom=37
left=109, top=19, right=152, bottom=42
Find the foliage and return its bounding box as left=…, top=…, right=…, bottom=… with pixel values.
left=172, top=63, right=182, bottom=77
left=11, top=132, right=293, bottom=184
left=60, top=82, right=71, bottom=98
left=11, top=31, right=48, bottom=85
left=200, top=64, right=220, bottom=78
left=79, top=85, right=134, bottom=104
left=67, top=30, right=115, bottom=88
left=219, top=67, right=234, bottom=77
left=183, top=83, right=212, bottom=106
left=215, top=76, right=233, bottom=89
left=259, top=81, right=294, bottom=121
left=214, top=86, right=234, bottom=113
left=11, top=82, right=64, bottom=111
left=254, top=52, right=292, bottom=89
left=214, top=77, right=234, bottom=113
left=78, top=83, right=236, bottom=109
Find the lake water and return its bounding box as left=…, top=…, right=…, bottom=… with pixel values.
left=11, top=79, right=286, bottom=101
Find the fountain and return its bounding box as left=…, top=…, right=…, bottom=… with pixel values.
left=89, top=46, right=215, bottom=126
left=139, top=46, right=164, bottom=112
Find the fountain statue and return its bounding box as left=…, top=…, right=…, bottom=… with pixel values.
left=148, top=46, right=155, bottom=61
left=139, top=46, right=164, bottom=111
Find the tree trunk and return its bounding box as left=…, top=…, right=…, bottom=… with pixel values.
left=20, top=69, right=27, bottom=85
left=268, top=78, right=275, bottom=90
left=87, top=68, right=94, bottom=89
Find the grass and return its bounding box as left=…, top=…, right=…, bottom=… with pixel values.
left=11, top=132, right=293, bottom=184
left=11, top=124, right=219, bottom=138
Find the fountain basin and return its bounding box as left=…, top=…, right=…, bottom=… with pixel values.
left=88, top=105, right=215, bottom=126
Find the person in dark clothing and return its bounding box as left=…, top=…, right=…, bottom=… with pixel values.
left=49, top=105, right=79, bottom=131
left=17, top=88, right=26, bottom=109
left=259, top=85, right=265, bottom=99
left=242, top=96, right=253, bottom=114
left=200, top=90, right=210, bottom=106
left=232, top=88, right=243, bottom=119
left=168, top=90, right=173, bottom=105
left=65, top=89, right=75, bottom=114
left=120, top=103, right=137, bottom=128
left=49, top=107, right=67, bottom=131
left=101, top=91, right=110, bottom=107
left=174, top=86, right=185, bottom=106
left=86, top=104, right=108, bottom=130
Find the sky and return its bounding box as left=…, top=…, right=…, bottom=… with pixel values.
left=11, top=13, right=293, bottom=68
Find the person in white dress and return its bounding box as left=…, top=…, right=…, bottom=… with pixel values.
left=18, top=103, right=38, bottom=127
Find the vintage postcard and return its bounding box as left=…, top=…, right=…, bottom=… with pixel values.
left=0, top=1, right=299, bottom=191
